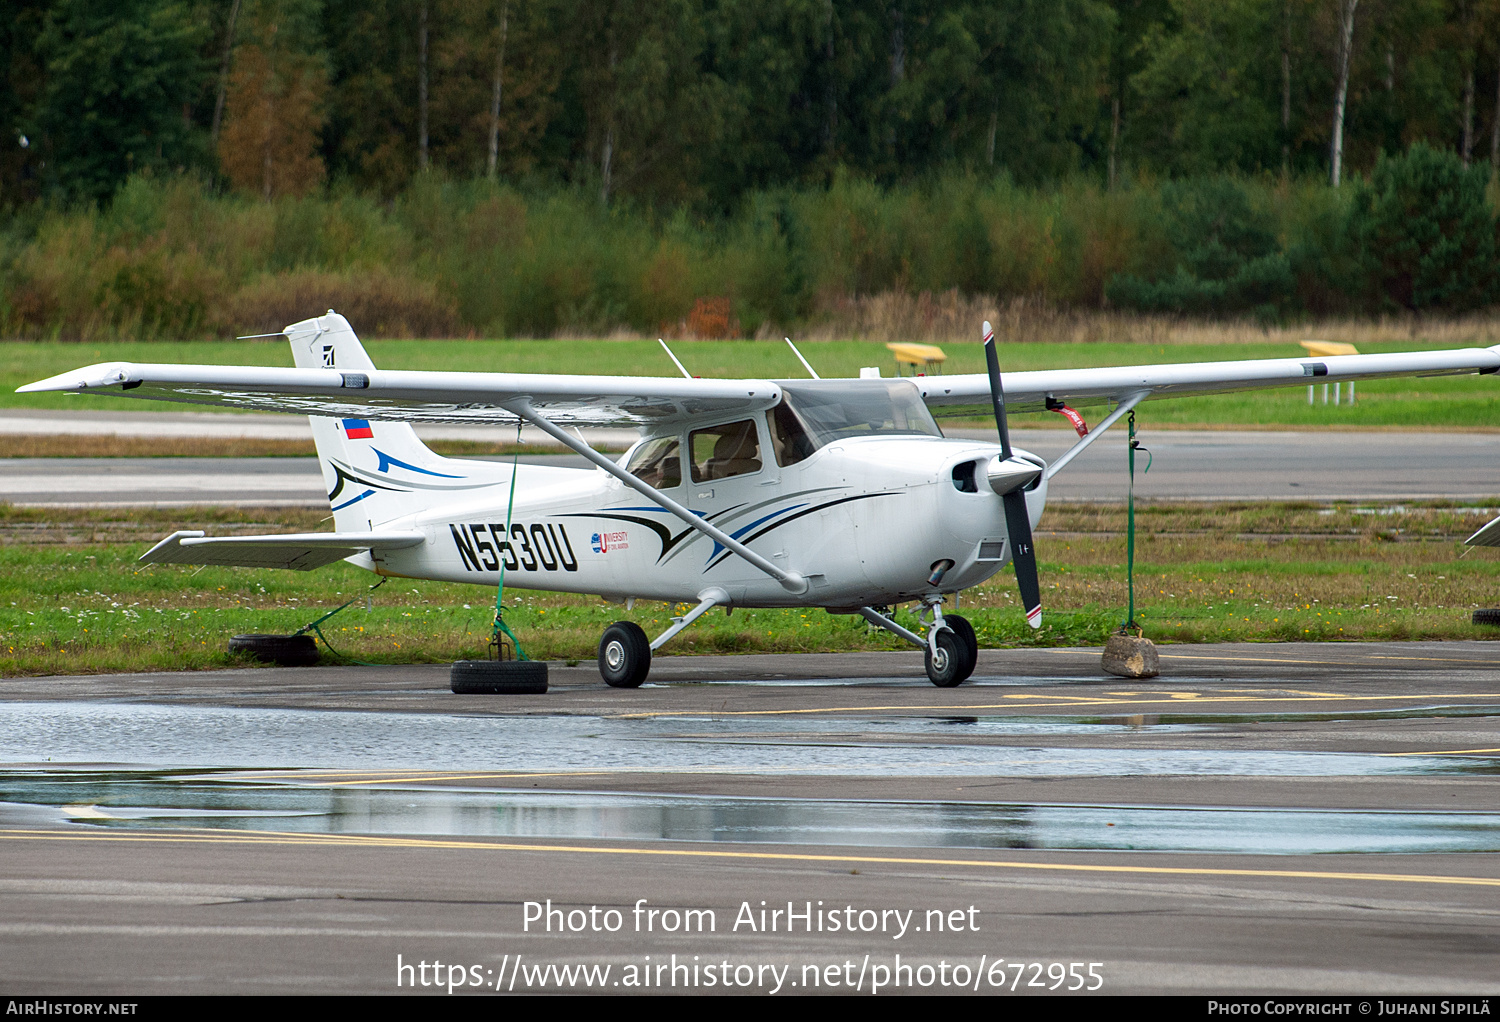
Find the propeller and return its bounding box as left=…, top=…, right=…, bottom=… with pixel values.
left=983, top=320, right=1043, bottom=630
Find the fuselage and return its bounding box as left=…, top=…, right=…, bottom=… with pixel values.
left=366, top=432, right=1047, bottom=609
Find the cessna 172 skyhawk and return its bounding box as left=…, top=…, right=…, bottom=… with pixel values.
left=18, top=313, right=1500, bottom=687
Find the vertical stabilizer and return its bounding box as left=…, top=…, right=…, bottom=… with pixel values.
left=284, top=311, right=498, bottom=530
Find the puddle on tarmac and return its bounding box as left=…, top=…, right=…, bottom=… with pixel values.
left=0, top=772, right=1496, bottom=855
left=1, top=701, right=1494, bottom=777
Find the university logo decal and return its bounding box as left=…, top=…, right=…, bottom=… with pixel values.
left=592, top=529, right=628, bottom=554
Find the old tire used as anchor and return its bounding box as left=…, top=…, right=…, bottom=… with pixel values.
left=599, top=621, right=652, bottom=688
left=228, top=633, right=319, bottom=667
left=451, top=659, right=549, bottom=694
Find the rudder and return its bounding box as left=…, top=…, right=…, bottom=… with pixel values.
left=284, top=311, right=498, bottom=530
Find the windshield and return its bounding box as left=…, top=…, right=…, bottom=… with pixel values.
left=769, top=380, right=942, bottom=465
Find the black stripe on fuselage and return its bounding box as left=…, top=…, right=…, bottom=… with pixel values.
left=701, top=491, right=894, bottom=572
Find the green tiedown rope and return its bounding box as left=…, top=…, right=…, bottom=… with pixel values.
left=1123, top=409, right=1151, bottom=632
left=295, top=576, right=388, bottom=665
left=490, top=452, right=530, bottom=661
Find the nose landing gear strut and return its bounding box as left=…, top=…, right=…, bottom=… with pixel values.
left=860, top=597, right=978, bottom=687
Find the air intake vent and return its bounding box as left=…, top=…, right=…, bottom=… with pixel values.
left=977, top=541, right=1005, bottom=560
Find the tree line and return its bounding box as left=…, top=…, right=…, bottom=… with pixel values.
left=3, top=146, right=1492, bottom=341
left=4, top=0, right=1500, bottom=208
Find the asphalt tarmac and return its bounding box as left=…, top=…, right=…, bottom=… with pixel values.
left=1, top=642, right=1498, bottom=995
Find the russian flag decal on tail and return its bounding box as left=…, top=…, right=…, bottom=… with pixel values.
left=342, top=419, right=374, bottom=439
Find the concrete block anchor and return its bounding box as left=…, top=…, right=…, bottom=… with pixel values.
left=1101, top=631, right=1160, bottom=679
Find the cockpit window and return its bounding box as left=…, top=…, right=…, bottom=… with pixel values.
left=625, top=436, right=681, bottom=489
left=771, top=380, right=942, bottom=457
left=766, top=401, right=817, bottom=467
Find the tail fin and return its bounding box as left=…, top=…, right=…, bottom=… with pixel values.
left=285, top=312, right=497, bottom=530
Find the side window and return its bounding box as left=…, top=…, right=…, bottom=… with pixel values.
left=625, top=436, right=682, bottom=489
left=689, top=419, right=762, bottom=483
left=766, top=400, right=815, bottom=467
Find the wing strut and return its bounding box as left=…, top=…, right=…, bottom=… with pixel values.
left=1043, top=391, right=1149, bottom=481
left=507, top=403, right=810, bottom=594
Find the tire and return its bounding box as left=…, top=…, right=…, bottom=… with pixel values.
left=944, top=614, right=979, bottom=682
left=924, top=628, right=966, bottom=687
left=599, top=621, right=651, bottom=688
left=228, top=633, right=319, bottom=667
left=451, top=659, right=549, bottom=694
left=1473, top=608, right=1500, bottom=626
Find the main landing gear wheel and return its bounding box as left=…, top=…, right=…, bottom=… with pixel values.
left=599, top=621, right=651, bottom=688
left=228, top=633, right=319, bottom=667
left=450, top=659, right=549, bottom=694
left=1474, top=609, right=1500, bottom=626
left=943, top=614, right=979, bottom=683
left=924, top=628, right=967, bottom=687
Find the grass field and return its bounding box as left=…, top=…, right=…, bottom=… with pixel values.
left=3, top=501, right=1497, bottom=678
left=3, top=335, right=1499, bottom=430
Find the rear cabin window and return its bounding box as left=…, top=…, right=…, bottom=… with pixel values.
left=689, top=419, right=763, bottom=482
left=626, top=436, right=682, bottom=489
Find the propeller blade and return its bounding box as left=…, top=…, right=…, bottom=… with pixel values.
left=982, top=321, right=1013, bottom=460
left=1004, top=491, right=1042, bottom=629
left=984, top=321, right=1042, bottom=629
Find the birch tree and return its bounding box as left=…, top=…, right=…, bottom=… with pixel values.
left=1329, top=0, right=1358, bottom=185
left=487, top=0, right=509, bottom=178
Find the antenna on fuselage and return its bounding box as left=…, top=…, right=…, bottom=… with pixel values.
left=785, top=337, right=821, bottom=379
left=658, top=338, right=694, bottom=379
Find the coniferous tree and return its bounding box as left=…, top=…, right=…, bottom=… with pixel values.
left=30, top=0, right=211, bottom=201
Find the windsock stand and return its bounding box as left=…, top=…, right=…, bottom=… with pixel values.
left=1102, top=409, right=1161, bottom=679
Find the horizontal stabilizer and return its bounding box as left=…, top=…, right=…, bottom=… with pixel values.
left=140, top=530, right=425, bottom=571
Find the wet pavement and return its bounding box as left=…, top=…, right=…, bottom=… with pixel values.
left=2, top=642, right=1498, bottom=994
left=0, top=700, right=1494, bottom=778
left=3, top=771, right=1499, bottom=856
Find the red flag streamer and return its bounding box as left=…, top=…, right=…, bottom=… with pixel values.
left=1048, top=401, right=1089, bottom=437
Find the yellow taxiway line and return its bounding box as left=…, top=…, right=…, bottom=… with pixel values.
left=223, top=770, right=611, bottom=787
left=2, top=827, right=1497, bottom=890
left=1049, top=649, right=1500, bottom=667
left=614, top=691, right=1500, bottom=719
left=1382, top=747, right=1500, bottom=757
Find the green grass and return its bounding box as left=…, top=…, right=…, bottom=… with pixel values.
left=4, top=336, right=1497, bottom=428
left=3, top=501, right=1498, bottom=678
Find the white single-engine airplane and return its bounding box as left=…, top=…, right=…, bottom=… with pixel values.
left=19, top=313, right=1500, bottom=687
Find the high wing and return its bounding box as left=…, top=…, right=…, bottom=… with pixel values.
left=912, top=347, right=1500, bottom=412
left=140, top=530, right=426, bottom=571
left=20, top=345, right=1499, bottom=423
left=17, top=361, right=782, bottom=427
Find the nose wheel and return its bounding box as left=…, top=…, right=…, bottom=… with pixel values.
left=925, top=613, right=978, bottom=687
left=861, top=602, right=979, bottom=687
